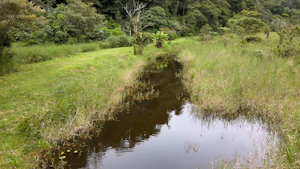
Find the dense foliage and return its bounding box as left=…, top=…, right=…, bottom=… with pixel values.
left=0, top=0, right=300, bottom=71
left=2, top=0, right=299, bottom=43
left=0, top=0, right=299, bottom=43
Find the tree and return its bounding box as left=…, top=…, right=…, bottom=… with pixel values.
left=124, top=0, right=147, bottom=36
left=0, top=2, right=22, bottom=49
left=11, top=1, right=49, bottom=44
left=182, top=0, right=231, bottom=33
left=31, top=0, right=56, bottom=14
left=0, top=1, right=25, bottom=75
left=142, top=6, right=168, bottom=32
left=229, top=10, right=265, bottom=35
left=272, top=16, right=290, bottom=44
left=183, top=2, right=208, bottom=33
left=54, top=0, right=106, bottom=43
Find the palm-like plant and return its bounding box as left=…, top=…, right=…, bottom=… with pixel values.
left=153, top=31, right=169, bottom=48
left=132, top=32, right=152, bottom=55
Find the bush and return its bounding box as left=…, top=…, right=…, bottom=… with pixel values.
left=252, top=49, right=265, bottom=59
left=81, top=45, right=98, bottom=53
left=275, top=44, right=300, bottom=58
left=244, top=36, right=262, bottom=42
left=153, top=31, right=169, bottom=48
left=160, top=27, right=171, bottom=32
left=238, top=36, right=262, bottom=45
left=99, top=27, right=125, bottom=39
left=100, top=35, right=131, bottom=49
left=0, top=48, right=15, bottom=75
left=217, top=27, right=231, bottom=35
left=24, top=40, right=39, bottom=47
left=26, top=52, right=51, bottom=63
left=294, top=55, right=300, bottom=65
left=132, top=32, right=153, bottom=55
left=99, top=42, right=111, bottom=49
left=199, top=24, right=214, bottom=41
left=67, top=37, right=78, bottom=44
left=274, top=26, right=300, bottom=58
left=164, top=31, right=178, bottom=40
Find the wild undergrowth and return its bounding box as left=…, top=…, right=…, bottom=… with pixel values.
left=179, top=33, right=300, bottom=168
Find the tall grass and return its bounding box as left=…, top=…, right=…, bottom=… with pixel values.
left=179, top=33, right=300, bottom=168
left=11, top=42, right=100, bottom=65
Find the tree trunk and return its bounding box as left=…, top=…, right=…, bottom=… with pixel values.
left=156, top=42, right=162, bottom=48
left=174, top=0, right=179, bottom=16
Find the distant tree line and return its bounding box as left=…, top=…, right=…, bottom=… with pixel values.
left=2, top=0, right=300, bottom=44
left=1, top=0, right=300, bottom=74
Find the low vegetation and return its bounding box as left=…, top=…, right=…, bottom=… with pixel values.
left=178, top=33, right=300, bottom=168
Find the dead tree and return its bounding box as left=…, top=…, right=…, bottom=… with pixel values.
left=124, top=0, right=147, bottom=36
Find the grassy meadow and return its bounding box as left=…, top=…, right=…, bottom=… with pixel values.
left=179, top=33, right=300, bottom=168
left=1, top=33, right=300, bottom=168
left=0, top=39, right=191, bottom=168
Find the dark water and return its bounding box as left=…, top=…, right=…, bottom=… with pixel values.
left=65, top=59, right=277, bottom=169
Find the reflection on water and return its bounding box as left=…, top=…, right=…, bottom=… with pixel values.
left=65, top=59, right=278, bottom=169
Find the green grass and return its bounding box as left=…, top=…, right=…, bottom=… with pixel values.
left=0, top=39, right=191, bottom=168
left=179, top=33, right=300, bottom=168
left=11, top=42, right=100, bottom=65
left=2, top=34, right=300, bottom=168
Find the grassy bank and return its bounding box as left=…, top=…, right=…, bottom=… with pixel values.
left=0, top=39, right=190, bottom=168
left=179, top=33, right=300, bottom=168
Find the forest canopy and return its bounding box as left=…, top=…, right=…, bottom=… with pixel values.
left=1, top=0, right=299, bottom=44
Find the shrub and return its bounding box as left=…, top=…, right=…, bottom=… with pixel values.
left=24, top=40, right=39, bottom=46
left=199, top=24, right=214, bottom=41
left=99, top=27, right=125, bottom=39
left=160, top=27, right=171, bottom=32
left=217, top=27, right=231, bottom=35
left=244, top=36, right=262, bottom=42
left=164, top=31, right=178, bottom=40
left=294, top=55, right=300, bottom=65
left=274, top=26, right=300, bottom=58
left=67, top=37, right=78, bottom=44
left=0, top=48, right=15, bottom=75
left=99, top=42, right=111, bottom=49
left=81, top=45, right=98, bottom=53
left=153, top=31, right=169, bottom=48
left=252, top=49, right=265, bottom=59
left=132, top=32, right=153, bottom=55
left=26, top=52, right=51, bottom=63
left=100, top=35, right=131, bottom=49
left=238, top=36, right=262, bottom=45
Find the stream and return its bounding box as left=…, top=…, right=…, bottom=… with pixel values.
left=64, top=58, right=278, bottom=169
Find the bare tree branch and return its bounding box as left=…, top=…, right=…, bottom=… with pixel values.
left=123, top=0, right=147, bottom=35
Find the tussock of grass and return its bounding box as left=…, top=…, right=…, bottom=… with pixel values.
left=179, top=33, right=300, bottom=168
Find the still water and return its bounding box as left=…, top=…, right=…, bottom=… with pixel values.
left=65, top=59, right=277, bottom=169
